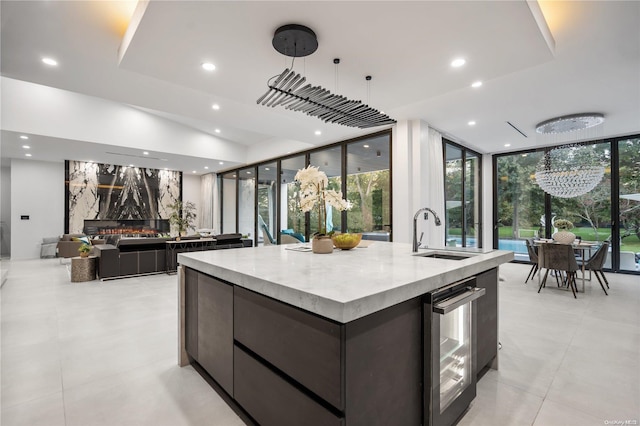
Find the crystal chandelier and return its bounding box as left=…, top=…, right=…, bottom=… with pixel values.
left=534, top=144, right=605, bottom=198
left=535, top=113, right=604, bottom=134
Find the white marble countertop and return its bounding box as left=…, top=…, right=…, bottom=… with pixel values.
left=178, top=242, right=514, bottom=323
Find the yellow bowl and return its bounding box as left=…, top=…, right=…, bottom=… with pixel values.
left=331, top=233, right=362, bottom=250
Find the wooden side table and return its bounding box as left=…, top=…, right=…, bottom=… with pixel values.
left=71, top=255, right=97, bottom=282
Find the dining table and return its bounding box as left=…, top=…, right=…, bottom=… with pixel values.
left=534, top=239, right=599, bottom=293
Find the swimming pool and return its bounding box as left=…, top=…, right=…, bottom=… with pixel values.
left=449, top=238, right=527, bottom=254
left=497, top=239, right=527, bottom=253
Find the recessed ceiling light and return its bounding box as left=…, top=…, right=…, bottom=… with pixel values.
left=19, top=135, right=29, bottom=140
left=25, top=153, right=32, bottom=157
left=504, top=143, right=511, bottom=147
left=212, top=104, right=220, bottom=110
left=164, top=168, right=168, bottom=170
left=315, top=130, right=322, bottom=136
left=468, top=121, right=476, bottom=126
left=204, top=166, right=209, bottom=170
left=265, top=167, right=270, bottom=171
left=363, top=144, right=370, bottom=148
left=192, top=170, right=197, bottom=173
left=471, top=81, right=483, bottom=88
left=215, top=129, right=221, bottom=133
left=219, top=161, right=224, bottom=165
left=202, top=62, right=216, bottom=71
left=451, top=58, right=466, bottom=68
left=129, top=164, right=134, bottom=167
left=22, top=145, right=30, bottom=149
left=143, top=151, right=149, bottom=155
left=42, top=57, right=58, bottom=66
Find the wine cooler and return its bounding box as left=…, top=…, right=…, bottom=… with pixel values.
left=424, top=276, right=485, bottom=426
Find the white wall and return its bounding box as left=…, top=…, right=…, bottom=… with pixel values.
left=2, top=77, right=247, bottom=163
left=1, top=166, right=12, bottom=257
left=182, top=173, right=201, bottom=234
left=392, top=120, right=446, bottom=247
left=482, top=154, right=494, bottom=249
left=11, top=159, right=65, bottom=259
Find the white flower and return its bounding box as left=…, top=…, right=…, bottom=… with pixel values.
left=294, top=165, right=328, bottom=190
left=294, top=165, right=351, bottom=234
left=299, top=197, right=316, bottom=212
left=324, top=189, right=352, bottom=211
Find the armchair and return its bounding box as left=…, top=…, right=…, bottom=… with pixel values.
left=56, top=234, right=105, bottom=258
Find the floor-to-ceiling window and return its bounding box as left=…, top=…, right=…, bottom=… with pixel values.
left=444, top=141, right=482, bottom=248
left=218, top=130, right=392, bottom=245
left=220, top=171, right=237, bottom=234
left=257, top=162, right=277, bottom=246
left=494, top=134, right=640, bottom=273
left=549, top=143, right=611, bottom=243
left=281, top=155, right=307, bottom=240
left=309, top=146, right=342, bottom=236
left=346, top=134, right=391, bottom=240
left=618, top=138, right=640, bottom=272
left=494, top=151, right=545, bottom=260
left=237, top=166, right=256, bottom=244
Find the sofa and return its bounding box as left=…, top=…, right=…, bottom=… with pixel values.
left=94, top=234, right=247, bottom=280
left=56, top=234, right=105, bottom=258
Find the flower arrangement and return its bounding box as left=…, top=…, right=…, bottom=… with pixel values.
left=294, top=165, right=351, bottom=237
left=553, top=219, right=574, bottom=230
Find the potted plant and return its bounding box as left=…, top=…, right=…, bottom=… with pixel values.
left=294, top=165, right=352, bottom=253
left=168, top=200, right=197, bottom=240
left=78, top=243, right=91, bottom=258
left=553, top=219, right=576, bottom=244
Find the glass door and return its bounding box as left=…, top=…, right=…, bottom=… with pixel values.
left=439, top=303, right=472, bottom=412
left=618, top=138, right=640, bottom=272
left=444, top=140, right=482, bottom=248
left=220, top=171, right=237, bottom=234
left=257, top=163, right=277, bottom=246
left=238, top=167, right=256, bottom=245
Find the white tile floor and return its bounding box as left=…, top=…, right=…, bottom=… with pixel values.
left=1, top=259, right=639, bottom=425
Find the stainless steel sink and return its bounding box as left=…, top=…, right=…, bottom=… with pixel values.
left=414, top=250, right=478, bottom=260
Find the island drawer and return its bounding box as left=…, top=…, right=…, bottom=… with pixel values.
left=234, top=286, right=343, bottom=410
left=234, top=346, right=343, bottom=426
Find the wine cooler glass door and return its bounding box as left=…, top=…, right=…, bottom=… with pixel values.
left=439, top=302, right=472, bottom=412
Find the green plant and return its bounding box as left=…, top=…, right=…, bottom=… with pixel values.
left=168, top=200, right=197, bottom=237
left=554, top=219, right=574, bottom=230
left=78, top=244, right=91, bottom=256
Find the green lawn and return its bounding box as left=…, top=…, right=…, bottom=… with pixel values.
left=495, top=226, right=640, bottom=253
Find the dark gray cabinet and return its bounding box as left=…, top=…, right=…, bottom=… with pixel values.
left=234, top=347, right=343, bottom=426
left=234, top=286, right=422, bottom=425
left=185, top=267, right=198, bottom=358
left=184, top=267, right=498, bottom=426
left=234, top=286, right=343, bottom=409
left=197, top=274, right=234, bottom=395
left=475, top=267, right=498, bottom=375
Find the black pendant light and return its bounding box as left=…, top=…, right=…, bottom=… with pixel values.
left=257, top=24, right=395, bottom=129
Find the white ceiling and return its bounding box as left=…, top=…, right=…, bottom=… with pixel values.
left=1, top=1, right=639, bottom=174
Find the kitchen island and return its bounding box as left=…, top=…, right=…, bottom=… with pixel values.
left=177, top=242, right=513, bottom=426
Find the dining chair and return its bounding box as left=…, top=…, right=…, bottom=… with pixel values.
left=538, top=243, right=579, bottom=298
left=582, top=241, right=610, bottom=295
left=524, top=238, right=539, bottom=283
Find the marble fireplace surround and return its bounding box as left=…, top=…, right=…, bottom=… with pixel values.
left=65, top=160, right=181, bottom=234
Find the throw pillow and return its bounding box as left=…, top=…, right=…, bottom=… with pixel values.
left=72, top=236, right=91, bottom=245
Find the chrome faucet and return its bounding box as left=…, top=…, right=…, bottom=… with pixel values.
left=412, top=207, right=442, bottom=252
